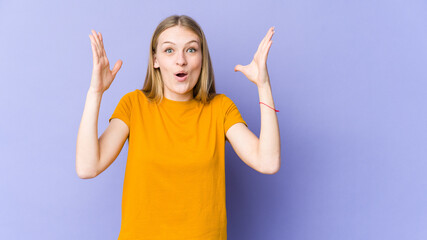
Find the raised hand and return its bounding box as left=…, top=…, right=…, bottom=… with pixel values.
left=234, top=27, right=275, bottom=87
left=89, top=30, right=123, bottom=94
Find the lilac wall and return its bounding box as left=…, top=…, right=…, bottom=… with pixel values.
left=1, top=0, right=426, bottom=239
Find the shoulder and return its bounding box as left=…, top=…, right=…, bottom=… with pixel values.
left=209, top=93, right=242, bottom=115
left=209, top=93, right=233, bottom=105
left=115, top=89, right=138, bottom=99
left=130, top=89, right=143, bottom=98
left=215, top=93, right=238, bottom=108
left=112, top=90, right=141, bottom=111
left=206, top=93, right=227, bottom=109
left=118, top=89, right=145, bottom=101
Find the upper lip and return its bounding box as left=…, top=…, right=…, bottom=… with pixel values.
left=174, top=71, right=188, bottom=75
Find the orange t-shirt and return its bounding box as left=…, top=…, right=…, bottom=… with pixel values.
left=109, top=89, right=247, bottom=240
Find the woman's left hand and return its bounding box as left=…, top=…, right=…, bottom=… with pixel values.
left=234, top=26, right=275, bottom=87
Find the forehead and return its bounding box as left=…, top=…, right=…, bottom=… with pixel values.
left=158, top=26, right=200, bottom=45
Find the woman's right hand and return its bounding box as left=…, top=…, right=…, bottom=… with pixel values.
left=89, top=30, right=123, bottom=94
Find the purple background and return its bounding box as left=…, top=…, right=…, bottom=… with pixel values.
left=1, top=0, right=426, bottom=239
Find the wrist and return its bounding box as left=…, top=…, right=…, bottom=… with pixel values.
left=257, top=81, right=271, bottom=92
left=256, top=78, right=271, bottom=89
left=88, top=86, right=104, bottom=95
left=87, top=87, right=104, bottom=98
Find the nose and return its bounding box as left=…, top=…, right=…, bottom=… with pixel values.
left=176, top=51, right=187, bottom=66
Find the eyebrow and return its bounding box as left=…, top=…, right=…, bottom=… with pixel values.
left=161, top=40, right=199, bottom=46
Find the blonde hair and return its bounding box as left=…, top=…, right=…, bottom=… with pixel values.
left=141, top=15, right=217, bottom=104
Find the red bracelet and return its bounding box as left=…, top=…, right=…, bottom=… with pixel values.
left=259, top=102, right=279, bottom=112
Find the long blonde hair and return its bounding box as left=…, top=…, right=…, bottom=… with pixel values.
left=141, top=15, right=217, bottom=104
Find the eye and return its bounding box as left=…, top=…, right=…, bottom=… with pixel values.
left=187, top=48, right=197, bottom=53
left=165, top=48, right=173, bottom=53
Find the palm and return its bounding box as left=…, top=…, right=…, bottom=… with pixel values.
left=92, top=56, right=115, bottom=90
left=235, top=27, right=274, bottom=86
left=89, top=30, right=123, bottom=93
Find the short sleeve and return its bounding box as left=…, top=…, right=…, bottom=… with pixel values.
left=109, top=91, right=133, bottom=128
left=222, top=94, right=248, bottom=135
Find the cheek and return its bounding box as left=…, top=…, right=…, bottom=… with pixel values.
left=157, top=58, right=174, bottom=73
left=191, top=55, right=203, bottom=70
left=192, top=58, right=202, bottom=84
left=157, top=57, right=167, bottom=66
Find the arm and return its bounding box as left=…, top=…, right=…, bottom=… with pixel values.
left=75, top=89, right=129, bottom=179
left=226, top=82, right=280, bottom=174
left=257, top=81, right=281, bottom=174
left=75, top=30, right=125, bottom=179
left=75, top=89, right=103, bottom=178
left=227, top=27, right=281, bottom=175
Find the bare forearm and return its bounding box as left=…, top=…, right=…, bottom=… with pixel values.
left=75, top=88, right=102, bottom=178
left=257, top=80, right=281, bottom=174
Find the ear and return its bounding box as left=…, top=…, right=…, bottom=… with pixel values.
left=153, top=54, right=159, bottom=69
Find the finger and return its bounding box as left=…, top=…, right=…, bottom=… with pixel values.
left=98, top=32, right=104, bottom=49
left=256, top=32, right=268, bottom=55
left=263, top=39, right=273, bottom=60
left=258, top=27, right=273, bottom=51
left=269, top=27, right=275, bottom=41
left=98, top=32, right=106, bottom=57
left=261, top=27, right=275, bottom=51
left=99, top=31, right=103, bottom=43
left=91, top=30, right=102, bottom=58
left=89, top=35, right=100, bottom=63
left=234, top=64, right=245, bottom=72
left=260, top=28, right=275, bottom=58
left=90, top=30, right=101, bottom=58
left=96, top=31, right=105, bottom=59
left=91, top=29, right=101, bottom=45
left=112, top=60, right=123, bottom=77
left=255, top=27, right=274, bottom=58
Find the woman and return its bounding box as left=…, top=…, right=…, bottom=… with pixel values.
left=76, top=15, right=280, bottom=239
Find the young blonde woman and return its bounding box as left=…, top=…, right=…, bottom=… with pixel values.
left=76, top=15, right=280, bottom=239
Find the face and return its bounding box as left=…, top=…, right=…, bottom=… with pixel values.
left=154, top=26, right=202, bottom=101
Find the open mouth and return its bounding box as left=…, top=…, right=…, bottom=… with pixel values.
left=175, top=71, right=188, bottom=81
left=176, top=73, right=187, bottom=77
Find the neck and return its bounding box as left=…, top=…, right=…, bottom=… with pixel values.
left=164, top=92, right=193, bottom=102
